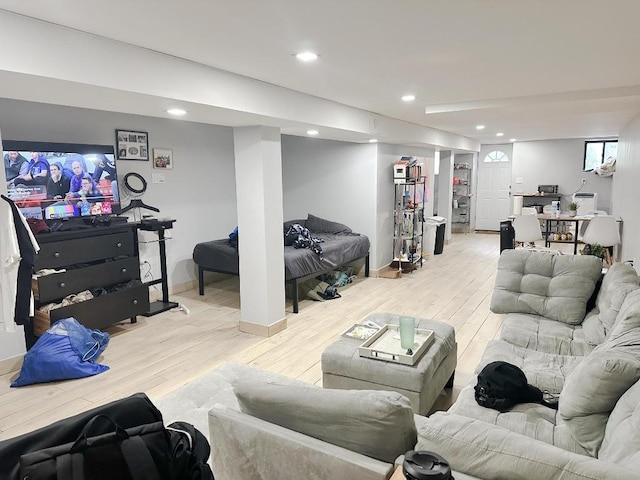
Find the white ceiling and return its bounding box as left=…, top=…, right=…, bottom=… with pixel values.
left=1, top=0, right=640, bottom=147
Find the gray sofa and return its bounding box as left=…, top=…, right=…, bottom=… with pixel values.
left=417, top=250, right=640, bottom=480
left=155, top=360, right=479, bottom=480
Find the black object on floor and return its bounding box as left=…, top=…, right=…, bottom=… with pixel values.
left=434, top=223, right=446, bottom=255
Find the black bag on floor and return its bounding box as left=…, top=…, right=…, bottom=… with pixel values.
left=0, top=393, right=166, bottom=480
left=19, top=414, right=173, bottom=480
left=167, top=422, right=215, bottom=480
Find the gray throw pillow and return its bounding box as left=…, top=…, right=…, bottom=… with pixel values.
left=305, top=213, right=352, bottom=234
left=233, top=377, right=417, bottom=463
left=559, top=349, right=640, bottom=456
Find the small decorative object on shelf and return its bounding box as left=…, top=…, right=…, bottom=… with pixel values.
left=568, top=201, right=579, bottom=217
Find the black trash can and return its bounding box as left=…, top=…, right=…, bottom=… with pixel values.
left=500, top=220, right=515, bottom=252
left=434, top=224, right=446, bottom=255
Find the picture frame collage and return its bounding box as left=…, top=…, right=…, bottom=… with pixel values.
left=116, top=129, right=174, bottom=169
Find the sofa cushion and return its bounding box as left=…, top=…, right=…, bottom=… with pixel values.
left=449, top=379, right=587, bottom=454
left=581, top=263, right=640, bottom=345
left=305, top=213, right=352, bottom=234
left=500, top=313, right=593, bottom=356
left=416, top=412, right=640, bottom=480
left=491, top=250, right=603, bottom=325
left=478, top=340, right=583, bottom=394
left=604, top=289, right=640, bottom=342
left=232, top=376, right=416, bottom=463
left=599, top=379, right=640, bottom=468
left=559, top=349, right=640, bottom=456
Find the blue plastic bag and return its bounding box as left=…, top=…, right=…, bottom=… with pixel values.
left=11, top=318, right=110, bottom=387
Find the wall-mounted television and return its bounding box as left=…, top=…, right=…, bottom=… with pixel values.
left=3, top=141, right=120, bottom=221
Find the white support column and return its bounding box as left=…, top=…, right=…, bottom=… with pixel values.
left=437, top=151, right=454, bottom=241
left=233, top=126, right=286, bottom=336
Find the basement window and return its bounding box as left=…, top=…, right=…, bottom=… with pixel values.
left=584, top=140, right=617, bottom=172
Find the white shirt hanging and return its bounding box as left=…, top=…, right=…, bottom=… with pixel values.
left=0, top=201, right=22, bottom=333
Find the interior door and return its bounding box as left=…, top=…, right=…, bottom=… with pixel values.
left=475, top=149, right=511, bottom=231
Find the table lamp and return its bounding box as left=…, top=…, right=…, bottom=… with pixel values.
left=581, top=215, right=620, bottom=266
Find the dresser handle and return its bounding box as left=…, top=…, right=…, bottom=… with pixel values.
left=116, top=242, right=123, bottom=248
left=54, top=252, right=60, bottom=258
left=121, top=268, right=127, bottom=274
left=133, top=299, right=138, bottom=305
left=59, top=282, right=66, bottom=288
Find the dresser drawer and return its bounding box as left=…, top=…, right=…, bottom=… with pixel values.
left=34, top=285, right=150, bottom=334
left=34, top=257, right=141, bottom=304
left=36, top=231, right=135, bottom=269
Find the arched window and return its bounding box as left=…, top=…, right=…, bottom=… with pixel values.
left=483, top=150, right=509, bottom=162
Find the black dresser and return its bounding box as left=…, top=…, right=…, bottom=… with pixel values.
left=33, top=223, right=149, bottom=334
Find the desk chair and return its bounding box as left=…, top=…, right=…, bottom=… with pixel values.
left=513, top=214, right=561, bottom=254
left=582, top=215, right=620, bottom=266
left=513, top=214, right=543, bottom=247
left=578, top=210, right=609, bottom=240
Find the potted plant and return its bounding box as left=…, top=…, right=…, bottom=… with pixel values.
left=581, top=243, right=606, bottom=260
left=568, top=201, right=579, bottom=217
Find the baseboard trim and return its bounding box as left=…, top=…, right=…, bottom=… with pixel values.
left=239, top=318, right=287, bottom=337
left=0, top=354, right=23, bottom=376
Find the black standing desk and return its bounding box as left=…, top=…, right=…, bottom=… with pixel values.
left=137, top=219, right=179, bottom=316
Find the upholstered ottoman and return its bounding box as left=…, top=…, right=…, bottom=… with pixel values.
left=321, top=313, right=457, bottom=415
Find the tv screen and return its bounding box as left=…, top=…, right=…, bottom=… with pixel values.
left=3, top=141, right=120, bottom=221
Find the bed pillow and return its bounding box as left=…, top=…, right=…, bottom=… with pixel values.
left=233, top=377, right=416, bottom=463
left=305, top=214, right=352, bottom=234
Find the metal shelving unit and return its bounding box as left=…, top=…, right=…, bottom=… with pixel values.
left=392, top=177, right=426, bottom=272
left=452, top=163, right=471, bottom=233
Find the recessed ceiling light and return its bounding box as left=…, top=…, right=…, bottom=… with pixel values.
left=295, top=52, right=318, bottom=62
left=307, top=130, right=319, bottom=136
left=476, top=125, right=485, bottom=130
left=167, top=108, right=186, bottom=116
left=510, top=138, right=517, bottom=142
left=496, top=132, right=504, bottom=137
left=401, top=95, right=416, bottom=102
left=369, top=139, right=378, bottom=143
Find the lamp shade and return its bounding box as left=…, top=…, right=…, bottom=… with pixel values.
left=582, top=215, right=620, bottom=247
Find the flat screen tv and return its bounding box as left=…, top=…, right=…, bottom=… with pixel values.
left=3, top=141, right=120, bottom=221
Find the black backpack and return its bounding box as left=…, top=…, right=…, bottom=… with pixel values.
left=474, top=361, right=545, bottom=412
left=166, top=422, right=215, bottom=480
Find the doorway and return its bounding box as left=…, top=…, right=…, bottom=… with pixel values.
left=475, top=145, right=512, bottom=231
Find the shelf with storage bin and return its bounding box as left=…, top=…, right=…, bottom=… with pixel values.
left=392, top=177, right=426, bottom=271
left=452, top=163, right=472, bottom=233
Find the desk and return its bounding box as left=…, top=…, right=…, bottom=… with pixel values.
left=508, top=214, right=622, bottom=255
left=137, top=219, right=179, bottom=316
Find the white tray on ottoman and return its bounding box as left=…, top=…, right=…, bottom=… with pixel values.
left=321, top=313, right=457, bottom=415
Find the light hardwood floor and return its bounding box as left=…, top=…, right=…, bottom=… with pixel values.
left=0, top=232, right=503, bottom=441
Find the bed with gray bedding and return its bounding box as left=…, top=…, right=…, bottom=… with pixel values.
left=192, top=215, right=370, bottom=313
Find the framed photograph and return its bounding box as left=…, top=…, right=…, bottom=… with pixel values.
left=153, top=148, right=173, bottom=169
left=116, top=129, right=149, bottom=161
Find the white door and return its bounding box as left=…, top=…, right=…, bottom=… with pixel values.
left=475, top=150, right=511, bottom=231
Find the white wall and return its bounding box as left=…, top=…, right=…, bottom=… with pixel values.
left=512, top=139, right=612, bottom=211
left=281, top=135, right=378, bottom=266
left=613, top=113, right=640, bottom=264
left=0, top=98, right=238, bottom=361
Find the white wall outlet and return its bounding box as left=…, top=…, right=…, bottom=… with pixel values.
left=152, top=173, right=165, bottom=184
left=515, top=177, right=523, bottom=184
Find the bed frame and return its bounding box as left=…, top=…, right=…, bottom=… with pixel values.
left=198, top=253, right=370, bottom=313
